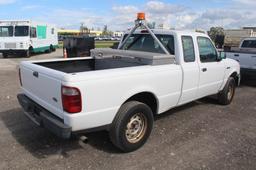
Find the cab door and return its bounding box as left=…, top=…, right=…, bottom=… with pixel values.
left=196, top=36, right=225, bottom=98
left=178, top=35, right=200, bottom=105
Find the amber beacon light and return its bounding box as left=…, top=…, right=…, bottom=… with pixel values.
left=137, top=12, right=145, bottom=20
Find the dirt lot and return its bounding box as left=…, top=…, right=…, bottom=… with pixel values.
left=0, top=49, right=256, bottom=170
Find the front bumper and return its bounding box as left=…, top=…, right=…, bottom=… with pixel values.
left=0, top=49, right=27, bottom=55
left=17, top=94, right=71, bottom=139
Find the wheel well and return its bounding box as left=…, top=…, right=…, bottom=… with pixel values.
left=125, top=92, right=158, bottom=114
left=29, top=46, right=33, bottom=51
left=230, top=72, right=239, bottom=86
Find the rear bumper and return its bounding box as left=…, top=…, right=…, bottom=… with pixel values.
left=17, top=94, right=71, bottom=139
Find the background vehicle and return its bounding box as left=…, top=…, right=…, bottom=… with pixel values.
left=17, top=13, right=240, bottom=152
left=224, top=28, right=256, bottom=51
left=0, top=20, right=58, bottom=58
left=226, top=38, right=256, bottom=76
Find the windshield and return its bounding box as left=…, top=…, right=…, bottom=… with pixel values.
left=15, top=26, right=29, bottom=36
left=0, top=26, right=13, bottom=37
left=121, top=34, right=175, bottom=54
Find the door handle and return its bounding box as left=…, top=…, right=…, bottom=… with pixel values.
left=252, top=56, right=256, bottom=58
left=33, top=71, right=38, bottom=78
left=234, top=54, right=239, bottom=57
left=202, top=68, right=207, bottom=72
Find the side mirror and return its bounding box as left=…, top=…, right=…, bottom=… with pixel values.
left=219, top=51, right=226, bottom=59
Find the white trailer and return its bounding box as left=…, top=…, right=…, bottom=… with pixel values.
left=0, top=20, right=58, bottom=58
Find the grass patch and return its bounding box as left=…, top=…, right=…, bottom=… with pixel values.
left=59, top=41, right=119, bottom=49
left=95, top=41, right=118, bottom=48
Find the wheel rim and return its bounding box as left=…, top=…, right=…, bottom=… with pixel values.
left=227, top=84, right=234, bottom=101
left=125, top=113, right=147, bottom=143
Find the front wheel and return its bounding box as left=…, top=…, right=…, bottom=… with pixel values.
left=109, top=101, right=154, bottom=152
left=218, top=77, right=236, bottom=105
left=2, top=53, right=8, bottom=58
left=23, top=48, right=32, bottom=58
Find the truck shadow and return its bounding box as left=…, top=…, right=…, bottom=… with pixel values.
left=0, top=108, right=121, bottom=158
left=0, top=108, right=82, bottom=159
left=0, top=98, right=226, bottom=157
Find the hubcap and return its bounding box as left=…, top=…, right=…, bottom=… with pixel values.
left=125, top=113, right=147, bottom=143
left=227, top=85, right=234, bottom=101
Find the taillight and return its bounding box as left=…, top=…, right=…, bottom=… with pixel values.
left=18, top=68, right=22, bottom=86
left=61, top=86, right=82, bottom=113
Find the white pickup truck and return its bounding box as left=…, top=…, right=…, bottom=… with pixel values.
left=17, top=15, right=240, bottom=152
left=226, top=38, right=256, bottom=76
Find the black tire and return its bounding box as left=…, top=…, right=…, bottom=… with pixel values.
left=218, top=77, right=236, bottom=105
left=109, top=101, right=154, bottom=152
left=23, top=50, right=31, bottom=58
left=2, top=53, right=8, bottom=58
left=50, top=45, right=56, bottom=52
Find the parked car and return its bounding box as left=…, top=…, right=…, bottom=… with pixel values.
left=0, top=20, right=58, bottom=58
left=226, top=37, right=256, bottom=76
left=17, top=14, right=240, bottom=152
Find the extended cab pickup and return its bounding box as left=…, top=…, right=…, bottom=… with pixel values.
left=226, top=38, right=256, bottom=76
left=17, top=16, right=240, bottom=152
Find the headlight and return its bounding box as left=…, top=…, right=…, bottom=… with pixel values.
left=20, top=42, right=24, bottom=48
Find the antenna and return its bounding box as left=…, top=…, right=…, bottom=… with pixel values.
left=118, top=13, right=170, bottom=55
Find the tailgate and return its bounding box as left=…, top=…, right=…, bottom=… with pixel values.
left=20, top=65, right=64, bottom=119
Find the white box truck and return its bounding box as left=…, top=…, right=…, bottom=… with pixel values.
left=0, top=20, right=58, bottom=58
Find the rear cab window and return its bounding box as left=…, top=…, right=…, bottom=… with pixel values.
left=241, top=40, right=256, bottom=48
left=121, top=34, right=175, bottom=55
left=182, top=36, right=195, bottom=62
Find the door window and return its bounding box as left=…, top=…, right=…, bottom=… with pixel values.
left=197, top=37, right=218, bottom=62
left=51, top=28, right=55, bottom=34
left=182, top=36, right=195, bottom=62
left=30, top=27, right=37, bottom=38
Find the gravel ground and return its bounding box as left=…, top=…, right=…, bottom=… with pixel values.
left=0, top=50, right=256, bottom=170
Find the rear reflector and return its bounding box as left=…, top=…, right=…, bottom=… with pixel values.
left=62, top=86, right=82, bottom=113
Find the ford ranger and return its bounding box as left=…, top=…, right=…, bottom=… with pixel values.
left=17, top=13, right=240, bottom=152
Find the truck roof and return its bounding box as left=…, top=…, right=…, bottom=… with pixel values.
left=242, top=37, right=256, bottom=41
left=125, top=29, right=207, bottom=37
left=0, top=20, right=56, bottom=27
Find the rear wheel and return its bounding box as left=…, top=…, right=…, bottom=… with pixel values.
left=50, top=45, right=56, bottom=52
left=109, top=101, right=154, bottom=152
left=218, top=77, right=236, bottom=105
left=2, top=53, right=8, bottom=58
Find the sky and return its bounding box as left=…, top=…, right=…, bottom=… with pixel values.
left=0, top=0, right=256, bottom=31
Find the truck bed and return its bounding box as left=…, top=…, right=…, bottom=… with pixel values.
left=35, top=58, right=146, bottom=73
left=35, top=49, right=175, bottom=73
